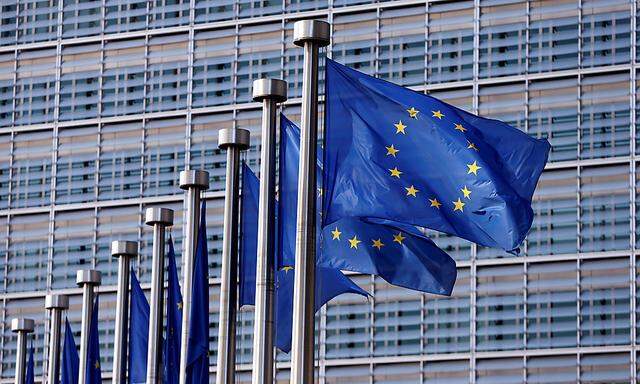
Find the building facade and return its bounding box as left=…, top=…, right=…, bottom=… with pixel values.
left=0, top=0, right=638, bottom=382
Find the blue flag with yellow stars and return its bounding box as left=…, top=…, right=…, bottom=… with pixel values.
left=61, top=318, right=79, bottom=384
left=164, top=236, right=183, bottom=384
left=85, top=296, right=101, bottom=384
left=25, top=339, right=34, bottom=384
left=186, top=201, right=209, bottom=384
left=323, top=59, right=550, bottom=252
left=238, top=155, right=368, bottom=352
left=128, top=269, right=149, bottom=384
left=239, top=162, right=259, bottom=307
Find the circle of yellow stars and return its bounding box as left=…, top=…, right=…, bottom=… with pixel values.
left=385, top=106, right=483, bottom=214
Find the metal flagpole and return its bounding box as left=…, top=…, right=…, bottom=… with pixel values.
left=111, top=240, right=138, bottom=384
left=77, top=269, right=102, bottom=384
left=250, top=78, right=287, bottom=384
left=178, top=169, right=209, bottom=384
left=45, top=294, right=69, bottom=384
left=216, top=127, right=250, bottom=384
left=11, top=318, right=35, bottom=384
left=145, top=208, right=174, bottom=384
left=290, top=20, right=330, bottom=384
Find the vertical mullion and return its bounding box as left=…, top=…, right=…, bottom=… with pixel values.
left=629, top=0, right=638, bottom=380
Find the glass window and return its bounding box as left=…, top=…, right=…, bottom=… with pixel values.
left=379, top=6, right=426, bottom=87
left=194, top=0, right=234, bottom=23
left=284, top=21, right=304, bottom=99
left=204, top=198, right=224, bottom=278
left=236, top=23, right=282, bottom=103
left=146, top=34, right=189, bottom=113
left=580, top=352, right=630, bottom=383
left=286, top=0, right=328, bottom=13
left=7, top=213, right=49, bottom=293
left=149, top=0, right=189, bottom=29
left=238, top=0, right=282, bottom=18
left=332, top=12, right=377, bottom=75
left=11, top=130, right=53, bottom=208
left=0, top=53, right=15, bottom=127
left=373, top=362, right=421, bottom=383
left=0, top=3, right=17, bottom=46
left=423, top=360, right=469, bottom=384
left=16, top=0, right=58, bottom=44
left=99, top=122, right=143, bottom=201
left=325, top=365, right=369, bottom=384
left=0, top=216, right=7, bottom=290
left=479, top=82, right=526, bottom=131
left=476, top=357, right=524, bottom=384
left=0, top=135, right=10, bottom=210
left=527, top=355, right=577, bottom=384
left=189, top=112, right=233, bottom=190
left=527, top=261, right=577, bottom=348
left=193, top=29, right=236, bottom=108
left=96, top=205, right=140, bottom=286
left=528, top=0, right=579, bottom=73
left=579, top=257, right=630, bottom=346
left=55, top=125, right=98, bottom=204
left=427, top=0, right=474, bottom=84
left=62, top=0, right=101, bottom=38
left=102, top=39, right=146, bottom=117
left=581, top=2, right=631, bottom=68
left=15, top=48, right=56, bottom=126
left=236, top=308, right=254, bottom=365
left=104, top=0, right=147, bottom=33
left=143, top=117, right=185, bottom=197
left=52, top=209, right=95, bottom=289
left=424, top=267, right=470, bottom=354
left=59, top=44, right=101, bottom=121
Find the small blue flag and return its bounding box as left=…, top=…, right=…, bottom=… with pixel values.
left=238, top=164, right=368, bottom=352
left=164, top=237, right=183, bottom=384
left=323, top=59, right=550, bottom=252
left=25, top=339, right=34, bottom=384
left=61, top=318, right=79, bottom=384
left=128, top=269, right=149, bottom=384
left=186, top=201, right=209, bottom=384
left=239, top=162, right=259, bottom=307
left=85, top=296, right=101, bottom=384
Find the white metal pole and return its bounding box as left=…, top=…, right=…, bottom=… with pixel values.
left=77, top=270, right=102, bottom=384
left=45, top=294, right=69, bottom=384
left=11, top=318, right=35, bottom=384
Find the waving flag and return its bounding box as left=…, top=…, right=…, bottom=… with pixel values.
left=323, top=59, right=550, bottom=252
left=85, top=297, right=101, bottom=384
left=239, top=162, right=259, bottom=307
left=25, top=340, right=34, bottom=384
left=164, top=237, right=183, bottom=384
left=128, top=269, right=149, bottom=384
left=61, top=318, right=79, bottom=384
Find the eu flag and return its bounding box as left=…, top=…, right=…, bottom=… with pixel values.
left=164, top=237, right=183, bottom=384
left=239, top=162, right=259, bottom=307
left=128, top=269, right=149, bottom=384
left=25, top=340, right=34, bottom=384
left=186, top=201, right=209, bottom=384
left=323, top=59, right=550, bottom=252
left=61, top=318, right=79, bottom=384
left=85, top=296, right=101, bottom=384
left=283, top=114, right=456, bottom=294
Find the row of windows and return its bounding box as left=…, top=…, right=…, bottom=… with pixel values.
left=0, top=259, right=638, bottom=380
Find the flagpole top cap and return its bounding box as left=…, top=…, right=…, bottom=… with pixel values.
left=45, top=294, right=69, bottom=310
left=11, top=318, right=34, bottom=333
left=293, top=20, right=330, bottom=47
left=111, top=240, right=138, bottom=258
left=145, top=207, right=174, bottom=227
left=179, top=170, right=210, bottom=190
left=76, top=269, right=102, bottom=286
left=218, top=128, right=250, bottom=150
left=252, top=78, right=288, bottom=102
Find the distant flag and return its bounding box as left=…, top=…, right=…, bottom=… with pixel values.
left=128, top=269, right=149, bottom=384
left=61, top=318, right=79, bottom=384
left=25, top=339, right=34, bottom=384
left=282, top=115, right=456, bottom=295
left=323, top=59, right=550, bottom=252
left=85, top=296, right=101, bottom=384
left=239, top=162, right=259, bottom=307
left=186, top=201, right=209, bottom=384
left=164, top=237, right=183, bottom=384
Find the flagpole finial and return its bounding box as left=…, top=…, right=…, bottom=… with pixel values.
left=11, top=318, right=34, bottom=333
left=218, top=128, right=250, bottom=150
left=111, top=240, right=138, bottom=258
left=45, top=294, right=69, bottom=310
left=76, top=269, right=102, bottom=286
left=252, top=78, right=287, bottom=103
left=179, top=169, right=210, bottom=190
left=145, top=207, right=174, bottom=227
left=293, top=20, right=330, bottom=47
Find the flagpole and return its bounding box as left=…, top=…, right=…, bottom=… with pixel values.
left=178, top=169, right=209, bottom=384
left=145, top=208, right=174, bottom=384
left=45, top=294, right=69, bottom=384
left=290, top=20, right=330, bottom=384
left=216, top=127, right=250, bottom=384
left=77, top=269, right=102, bottom=384
left=251, top=78, right=287, bottom=384
left=111, top=241, right=138, bottom=384
left=11, top=318, right=34, bottom=384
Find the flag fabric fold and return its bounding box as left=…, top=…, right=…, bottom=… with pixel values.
left=164, top=236, right=183, bottom=384
left=61, top=318, right=79, bottom=384
left=323, top=59, right=550, bottom=252
left=25, top=340, right=34, bottom=384
left=186, top=201, right=209, bottom=384
left=128, top=269, right=149, bottom=384
left=239, top=162, right=259, bottom=307
left=85, top=296, right=101, bottom=384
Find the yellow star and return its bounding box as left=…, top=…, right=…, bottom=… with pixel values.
left=467, top=140, right=478, bottom=151
left=432, top=110, right=444, bottom=119
left=348, top=235, right=361, bottom=249
left=389, top=167, right=402, bottom=178
left=371, top=238, right=385, bottom=250
left=385, top=144, right=399, bottom=157
left=466, top=161, right=481, bottom=176
left=429, top=198, right=442, bottom=209
left=394, top=120, right=407, bottom=134
left=317, top=187, right=323, bottom=196
left=393, top=232, right=406, bottom=245
left=461, top=186, right=472, bottom=199
left=282, top=266, right=294, bottom=273
left=407, top=107, right=419, bottom=118
left=454, top=123, right=467, bottom=132
left=94, top=361, right=100, bottom=369
left=453, top=198, right=465, bottom=212
left=177, top=302, right=183, bottom=310
left=331, top=227, right=342, bottom=240
left=405, top=185, right=419, bottom=197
